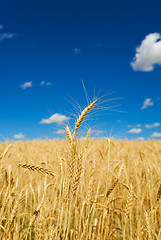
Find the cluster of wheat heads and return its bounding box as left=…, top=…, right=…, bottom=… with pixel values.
left=0, top=99, right=97, bottom=239
left=0, top=99, right=161, bottom=239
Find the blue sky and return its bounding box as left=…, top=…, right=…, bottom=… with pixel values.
left=0, top=0, right=161, bottom=141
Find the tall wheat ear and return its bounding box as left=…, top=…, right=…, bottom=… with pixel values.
left=66, top=100, right=97, bottom=195
left=64, top=100, right=97, bottom=240
left=74, top=99, right=97, bottom=135
left=66, top=125, right=73, bottom=145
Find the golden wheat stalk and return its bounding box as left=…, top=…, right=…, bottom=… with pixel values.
left=145, top=210, right=152, bottom=240
left=85, top=129, right=91, bottom=149
left=74, top=99, right=97, bottom=134
left=68, top=140, right=76, bottom=180
left=125, top=188, right=133, bottom=216
left=63, top=177, right=70, bottom=204
left=66, top=125, right=73, bottom=144
left=19, top=163, right=56, bottom=177
left=157, top=184, right=161, bottom=202
left=0, top=225, right=9, bottom=239
left=106, top=179, right=118, bottom=198
left=0, top=143, right=12, bottom=160
left=36, top=213, right=44, bottom=240
left=120, top=181, right=139, bottom=200
left=9, top=191, right=24, bottom=234
left=71, top=154, right=82, bottom=196
left=22, top=197, right=45, bottom=239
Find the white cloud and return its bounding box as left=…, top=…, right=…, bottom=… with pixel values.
left=128, top=128, right=142, bottom=134
left=141, top=98, right=154, bottom=110
left=0, top=33, right=16, bottom=41
left=20, top=81, right=33, bottom=90
left=40, top=81, right=52, bottom=86
left=136, top=137, right=144, bottom=141
left=127, top=124, right=142, bottom=128
left=151, top=132, right=161, bottom=138
left=74, top=48, right=81, bottom=54
left=0, top=24, right=4, bottom=30
left=136, top=124, right=142, bottom=128
left=91, top=130, right=105, bottom=136
left=40, top=81, right=45, bottom=85
left=13, top=133, right=25, bottom=139
left=40, top=113, right=69, bottom=124
left=131, top=33, right=161, bottom=71
left=54, top=129, right=66, bottom=134
left=145, top=122, right=160, bottom=128
left=46, top=82, right=52, bottom=86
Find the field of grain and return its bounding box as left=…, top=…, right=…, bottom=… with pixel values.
left=0, top=137, right=161, bottom=240
left=0, top=101, right=161, bottom=240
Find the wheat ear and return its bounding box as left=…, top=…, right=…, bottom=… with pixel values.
left=125, top=188, right=133, bottom=216
left=71, top=153, right=82, bottom=196
left=74, top=99, right=97, bottom=134
left=68, top=140, right=76, bottom=181
left=85, top=129, right=91, bottom=149
left=19, top=163, right=56, bottom=177
left=106, top=179, right=118, bottom=198
left=66, top=125, right=73, bottom=145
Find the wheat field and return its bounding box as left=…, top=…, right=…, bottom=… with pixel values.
left=0, top=101, right=161, bottom=239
